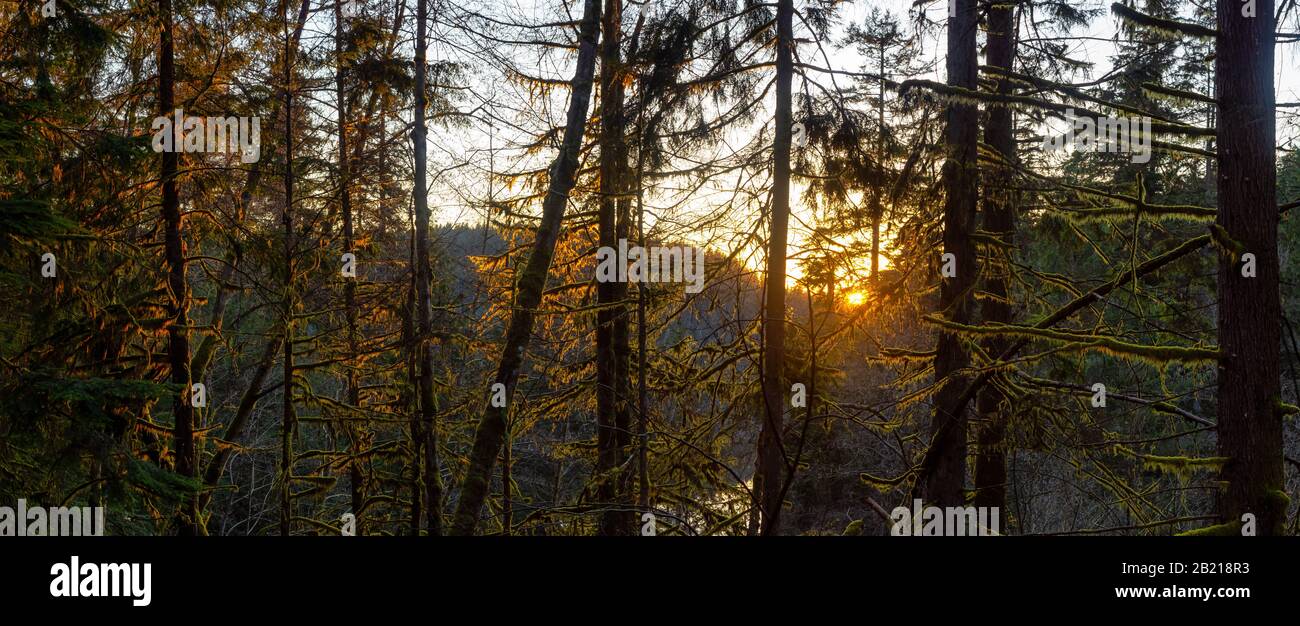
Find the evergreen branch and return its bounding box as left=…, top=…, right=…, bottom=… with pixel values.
left=922, top=316, right=1222, bottom=364
left=1110, top=3, right=1218, bottom=39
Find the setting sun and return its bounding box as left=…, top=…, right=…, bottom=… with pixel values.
left=845, top=291, right=866, bottom=306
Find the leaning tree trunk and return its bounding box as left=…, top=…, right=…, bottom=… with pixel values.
left=756, top=0, right=794, bottom=537
left=159, top=0, right=197, bottom=536
left=924, top=0, right=978, bottom=508
left=449, top=0, right=603, bottom=535
left=973, top=1, right=1017, bottom=527
left=413, top=0, right=444, bottom=536
left=596, top=0, right=632, bottom=536
left=191, top=0, right=310, bottom=392
left=1214, top=0, right=1284, bottom=535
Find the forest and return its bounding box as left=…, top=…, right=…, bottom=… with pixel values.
left=1, top=0, right=1298, bottom=537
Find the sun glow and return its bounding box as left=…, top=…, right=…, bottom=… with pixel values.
left=845, top=291, right=866, bottom=306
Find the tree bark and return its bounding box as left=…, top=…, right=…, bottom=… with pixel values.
left=596, top=0, right=632, bottom=536
left=159, top=0, right=198, bottom=536
left=925, top=0, right=978, bottom=507
left=756, top=0, right=794, bottom=536
left=973, top=1, right=1017, bottom=525
left=334, top=0, right=366, bottom=536
left=279, top=6, right=296, bottom=537
left=635, top=81, right=650, bottom=519
left=413, top=0, right=444, bottom=536
left=870, top=40, right=885, bottom=281
left=403, top=286, right=421, bottom=535
left=449, top=0, right=603, bottom=535
left=1214, top=0, right=1285, bottom=534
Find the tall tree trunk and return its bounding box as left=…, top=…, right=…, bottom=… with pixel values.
left=1215, top=0, right=1284, bottom=534
left=190, top=0, right=311, bottom=403
left=596, top=0, right=631, bottom=536
left=973, top=1, right=1017, bottom=527
left=403, top=285, right=421, bottom=536
left=870, top=40, right=885, bottom=281
left=191, top=0, right=311, bottom=383
left=413, top=0, right=445, bottom=536
left=613, top=204, right=633, bottom=524
left=756, top=0, right=794, bottom=536
left=279, top=7, right=297, bottom=537
left=159, top=0, right=197, bottom=536
left=335, top=0, right=365, bottom=536
left=613, top=185, right=633, bottom=524
left=925, top=0, right=978, bottom=507
left=449, top=0, right=603, bottom=535
left=635, top=153, right=649, bottom=519
left=634, top=83, right=650, bottom=519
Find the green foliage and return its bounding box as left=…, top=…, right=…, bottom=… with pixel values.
left=1176, top=521, right=1240, bottom=536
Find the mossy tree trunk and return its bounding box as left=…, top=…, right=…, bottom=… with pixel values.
left=973, top=1, right=1017, bottom=527
left=1214, top=0, right=1285, bottom=535
left=413, top=0, right=445, bottom=536
left=925, top=0, right=978, bottom=508
left=279, top=5, right=297, bottom=537
left=449, top=0, right=603, bottom=535
left=159, top=0, right=198, bottom=536
left=596, top=0, right=632, bottom=536
left=334, top=0, right=366, bottom=536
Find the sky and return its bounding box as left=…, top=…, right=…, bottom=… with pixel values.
left=421, top=0, right=1300, bottom=291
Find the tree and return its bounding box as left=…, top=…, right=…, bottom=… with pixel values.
left=924, top=0, right=979, bottom=508
left=844, top=9, right=920, bottom=282
left=279, top=0, right=297, bottom=537
left=2, top=0, right=1296, bottom=540
left=756, top=0, right=795, bottom=537
left=595, top=0, right=633, bottom=536
left=336, top=0, right=366, bottom=534
left=450, top=0, right=603, bottom=535
left=158, top=0, right=198, bottom=536
left=413, top=0, right=445, bottom=536
left=1214, top=0, right=1286, bottom=534
left=972, top=0, right=1019, bottom=522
